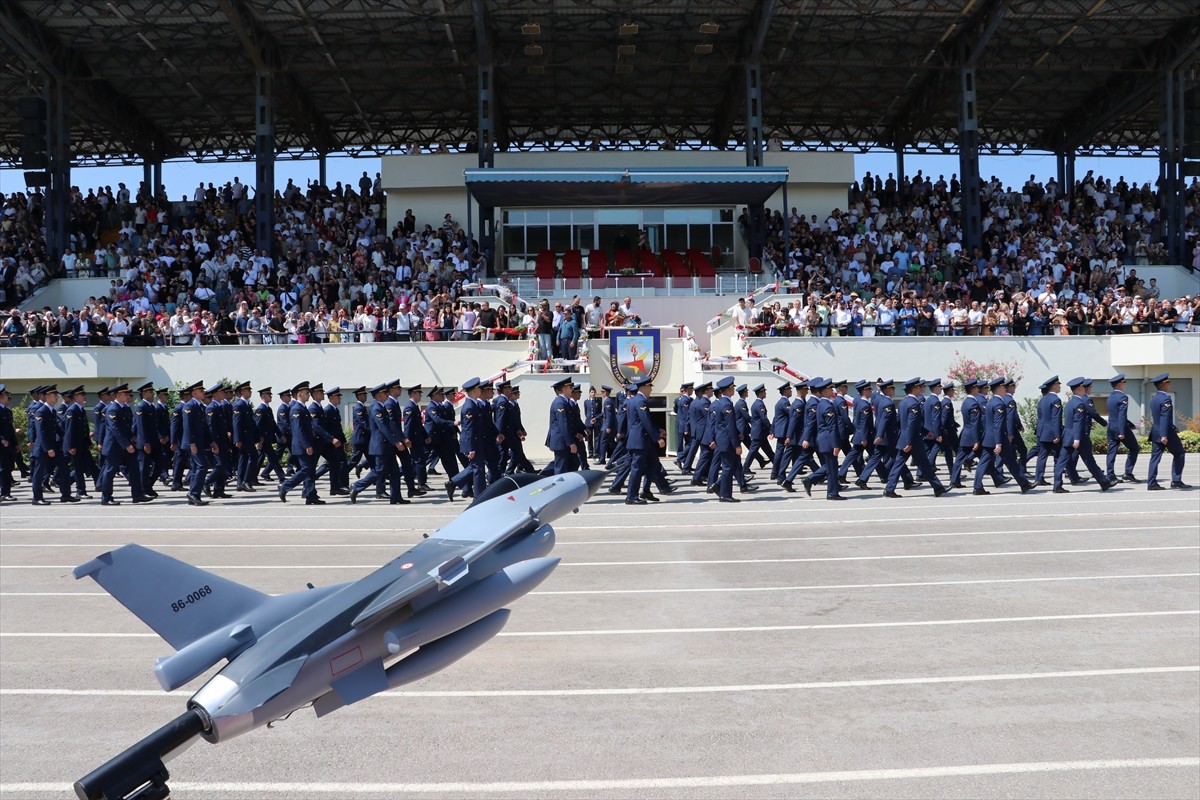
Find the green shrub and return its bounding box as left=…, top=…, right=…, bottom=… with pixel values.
left=1090, top=430, right=1151, bottom=454
left=1178, top=431, right=1200, bottom=453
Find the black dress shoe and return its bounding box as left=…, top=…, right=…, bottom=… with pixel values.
left=973, top=489, right=990, bottom=496
left=802, top=479, right=813, bottom=497
left=390, top=498, right=412, bottom=505
left=607, top=487, right=623, bottom=495
left=640, top=492, right=660, bottom=502
left=188, top=496, right=208, bottom=506
left=203, top=485, right=213, bottom=497
left=883, top=491, right=903, bottom=498
left=305, top=497, right=327, bottom=505
left=238, top=483, right=256, bottom=492
left=690, top=480, right=705, bottom=486
left=1020, top=484, right=1032, bottom=494
left=1053, top=487, right=1070, bottom=494
left=1171, top=481, right=1191, bottom=489
left=1099, top=480, right=1113, bottom=491
left=31, top=499, right=51, bottom=505
left=854, top=480, right=869, bottom=490
left=625, top=498, right=647, bottom=505
left=706, top=486, right=717, bottom=494
left=1123, top=475, right=1143, bottom=483
left=278, top=489, right=287, bottom=502
left=171, top=485, right=184, bottom=492
left=132, top=496, right=154, bottom=503
left=933, top=486, right=946, bottom=497
left=827, top=495, right=847, bottom=501
left=214, top=493, right=233, bottom=499
left=1036, top=479, right=1051, bottom=487
left=61, top=495, right=80, bottom=503
left=781, top=481, right=796, bottom=493
left=349, top=489, right=360, bottom=503
left=407, top=488, right=427, bottom=498
left=1147, top=483, right=1165, bottom=491
left=100, top=500, right=121, bottom=506
left=741, top=485, right=759, bottom=493
left=718, top=496, right=740, bottom=503
left=444, top=481, right=456, bottom=502
left=950, top=481, right=966, bottom=489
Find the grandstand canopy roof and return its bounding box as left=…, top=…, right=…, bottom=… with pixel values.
left=464, top=166, right=787, bottom=206
left=1, top=0, right=1198, bottom=167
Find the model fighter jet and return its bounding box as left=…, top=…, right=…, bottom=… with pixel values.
left=73, top=469, right=606, bottom=800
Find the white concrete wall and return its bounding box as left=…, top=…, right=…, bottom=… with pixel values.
left=748, top=333, right=1200, bottom=422
left=17, top=277, right=115, bottom=312
left=1127, top=265, right=1200, bottom=300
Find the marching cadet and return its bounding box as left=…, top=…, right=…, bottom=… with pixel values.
left=606, top=383, right=637, bottom=492
left=769, top=382, right=793, bottom=481
left=92, top=385, right=109, bottom=484
left=1146, top=373, right=1188, bottom=490
left=346, top=386, right=370, bottom=479
left=307, top=383, right=329, bottom=488
left=401, top=385, right=429, bottom=495
left=568, top=383, right=590, bottom=469
left=276, top=387, right=294, bottom=477
left=978, top=378, right=1033, bottom=495
left=384, top=380, right=418, bottom=498
left=625, top=377, right=662, bottom=505
left=1054, top=377, right=1111, bottom=493
left=170, top=386, right=187, bottom=491
left=231, top=381, right=258, bottom=492
left=204, top=384, right=233, bottom=499
left=545, top=376, right=578, bottom=476
left=744, top=384, right=774, bottom=475
left=321, top=387, right=350, bottom=495
left=29, top=386, right=66, bottom=504
left=478, top=381, right=503, bottom=482
left=425, top=387, right=460, bottom=479
left=781, top=380, right=818, bottom=488
left=278, top=381, right=322, bottom=505
left=887, top=378, right=947, bottom=498
left=506, top=385, right=535, bottom=473
left=690, top=382, right=717, bottom=485
left=673, top=382, right=693, bottom=471
left=734, top=384, right=753, bottom=469
left=493, top=382, right=518, bottom=475
left=843, top=380, right=874, bottom=487
left=949, top=379, right=982, bottom=487
left=939, top=383, right=960, bottom=474
left=1005, top=378, right=1028, bottom=466
left=154, top=388, right=172, bottom=487
left=597, top=385, right=616, bottom=465
left=1027, top=376, right=1063, bottom=486
left=708, top=376, right=741, bottom=503
left=923, top=379, right=950, bottom=473
left=179, top=381, right=214, bottom=506
left=255, top=387, right=285, bottom=483
left=584, top=386, right=601, bottom=456
left=682, top=381, right=711, bottom=475
left=1105, top=373, right=1141, bottom=484
left=796, top=378, right=846, bottom=500
left=350, top=383, right=408, bottom=504
left=448, top=377, right=488, bottom=499
left=132, top=382, right=160, bottom=499
left=99, top=384, right=152, bottom=506
left=0, top=384, right=15, bottom=501
left=61, top=386, right=91, bottom=499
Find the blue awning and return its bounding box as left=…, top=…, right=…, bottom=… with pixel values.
left=463, top=166, right=788, bottom=207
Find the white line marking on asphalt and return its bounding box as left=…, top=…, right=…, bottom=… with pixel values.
left=4, top=572, right=1198, bottom=598
left=4, top=524, right=1196, bottom=549
left=3, top=610, right=1195, bottom=639
left=2, top=757, right=1198, bottom=794
left=14, top=544, right=1197, bottom=571
left=2, top=666, right=1196, bottom=700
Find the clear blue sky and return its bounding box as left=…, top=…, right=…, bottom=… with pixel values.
left=0, top=151, right=1160, bottom=200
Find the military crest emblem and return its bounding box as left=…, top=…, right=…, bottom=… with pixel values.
left=609, top=328, right=662, bottom=387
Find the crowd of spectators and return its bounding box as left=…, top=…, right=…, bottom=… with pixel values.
left=748, top=170, right=1199, bottom=336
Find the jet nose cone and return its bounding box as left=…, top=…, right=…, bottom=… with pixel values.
left=581, top=469, right=606, bottom=497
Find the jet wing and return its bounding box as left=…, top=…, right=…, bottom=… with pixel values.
left=350, top=539, right=481, bottom=629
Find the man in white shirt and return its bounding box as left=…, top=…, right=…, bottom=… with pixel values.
left=584, top=297, right=603, bottom=328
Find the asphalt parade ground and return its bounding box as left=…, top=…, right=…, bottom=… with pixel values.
left=1, top=467, right=1198, bottom=799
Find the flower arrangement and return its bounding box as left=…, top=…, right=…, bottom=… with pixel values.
left=619, top=267, right=636, bottom=276
left=945, top=351, right=1025, bottom=386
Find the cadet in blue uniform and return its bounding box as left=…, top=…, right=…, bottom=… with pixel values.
left=769, top=383, right=793, bottom=481
left=30, top=385, right=72, bottom=505
left=976, top=377, right=1033, bottom=495
left=169, top=387, right=187, bottom=490
left=545, top=376, right=578, bottom=476
left=319, top=386, right=350, bottom=495
left=584, top=386, right=601, bottom=457
left=424, top=387, right=459, bottom=479
left=350, top=384, right=409, bottom=504
left=346, top=387, right=370, bottom=478
left=688, top=383, right=715, bottom=484
left=255, top=387, right=285, bottom=482
left=796, top=378, right=846, bottom=499
left=278, top=381, right=322, bottom=504
left=708, top=376, right=741, bottom=502
left=843, top=381, right=874, bottom=486
left=0, top=384, right=15, bottom=501
left=507, top=385, right=535, bottom=473
left=568, top=384, right=590, bottom=470
left=179, top=381, right=213, bottom=505
left=887, top=378, right=947, bottom=498
left=949, top=379, right=980, bottom=486
left=152, top=388, right=171, bottom=486
left=596, top=385, right=616, bottom=465
left=131, top=382, right=160, bottom=499
left=744, top=384, right=774, bottom=474
left=229, top=381, right=257, bottom=492
left=276, top=387, right=294, bottom=476
left=99, top=384, right=152, bottom=505
left=91, top=386, right=109, bottom=486
left=494, top=382, right=520, bottom=475
left=672, top=383, right=693, bottom=471
left=1028, top=376, right=1063, bottom=486
left=401, top=386, right=429, bottom=495
left=1105, top=373, right=1142, bottom=484
left=202, top=384, right=232, bottom=499
left=782, top=380, right=819, bottom=488
left=1147, top=373, right=1188, bottom=490
left=1054, top=377, right=1111, bottom=493
left=923, top=379, right=955, bottom=473
left=625, top=377, right=662, bottom=504
left=447, top=378, right=489, bottom=499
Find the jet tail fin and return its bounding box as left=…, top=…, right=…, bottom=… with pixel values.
left=74, top=544, right=269, bottom=650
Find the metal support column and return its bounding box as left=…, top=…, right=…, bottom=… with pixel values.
left=152, top=159, right=163, bottom=201
left=478, top=65, right=496, bottom=169
left=895, top=146, right=906, bottom=183
left=1064, top=152, right=1076, bottom=195
left=1160, top=69, right=1186, bottom=264
left=956, top=64, right=982, bottom=254
left=781, top=181, right=790, bottom=256
left=318, top=152, right=327, bottom=186
left=1055, top=152, right=1065, bottom=191
left=745, top=64, right=764, bottom=167
left=748, top=203, right=766, bottom=264
left=254, top=70, right=275, bottom=255
left=142, top=160, right=153, bottom=201
left=44, top=76, right=69, bottom=265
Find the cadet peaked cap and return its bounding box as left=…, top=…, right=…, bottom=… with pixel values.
left=736, top=383, right=748, bottom=393
left=879, top=379, right=895, bottom=389
left=291, top=381, right=310, bottom=394
left=855, top=380, right=871, bottom=392
left=794, top=380, right=808, bottom=389
left=550, top=376, right=571, bottom=390
left=461, top=377, right=481, bottom=391
left=66, top=385, right=84, bottom=396
left=753, top=384, right=766, bottom=393
left=944, top=382, right=956, bottom=391
left=694, top=381, right=712, bottom=392
left=988, top=377, right=1005, bottom=389
left=386, top=379, right=401, bottom=389
left=113, top=383, right=132, bottom=393
left=927, top=378, right=942, bottom=388
left=1040, top=375, right=1060, bottom=391
left=157, top=387, right=170, bottom=394
left=279, top=387, right=292, bottom=396
left=136, top=381, right=154, bottom=393
left=1067, top=376, right=1085, bottom=388
left=429, top=386, right=445, bottom=395
left=962, top=378, right=977, bottom=389
left=310, top=382, right=324, bottom=393
left=601, top=385, right=613, bottom=393
left=1151, top=372, right=1170, bottom=385
left=235, top=381, right=251, bottom=392
left=779, top=383, right=793, bottom=392
left=181, top=381, right=202, bottom=394
left=408, top=384, right=424, bottom=393
left=904, top=377, right=923, bottom=389
left=1005, top=377, right=1017, bottom=386
left=1082, top=378, right=1094, bottom=387
left=715, top=376, right=735, bottom=391
left=625, top=382, right=639, bottom=392
left=680, top=382, right=693, bottom=390
left=259, top=386, right=274, bottom=395
left=480, top=380, right=493, bottom=389
left=204, top=383, right=223, bottom=394
left=370, top=383, right=389, bottom=394
left=352, top=386, right=367, bottom=395
left=326, top=386, right=342, bottom=396
left=1109, top=373, right=1126, bottom=386
left=571, top=384, right=583, bottom=392
left=43, top=384, right=60, bottom=393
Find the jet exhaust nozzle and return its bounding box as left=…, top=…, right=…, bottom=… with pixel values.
left=73, top=708, right=206, bottom=800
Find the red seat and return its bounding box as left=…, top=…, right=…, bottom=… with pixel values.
left=562, top=250, right=583, bottom=279
left=613, top=249, right=634, bottom=272
left=635, top=250, right=662, bottom=276
left=535, top=250, right=556, bottom=282
left=587, top=250, right=608, bottom=277
left=687, top=249, right=716, bottom=277
left=710, top=246, right=723, bottom=270
left=748, top=256, right=762, bottom=275
left=662, top=249, right=690, bottom=279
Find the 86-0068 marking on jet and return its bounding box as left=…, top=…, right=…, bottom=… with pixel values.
left=171, top=586, right=213, bottom=613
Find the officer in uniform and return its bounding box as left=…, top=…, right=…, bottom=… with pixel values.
left=769, top=383, right=793, bottom=481
left=255, top=387, right=284, bottom=482
left=59, top=386, right=89, bottom=499
left=734, top=384, right=755, bottom=470
left=477, top=381, right=503, bottom=482
left=940, top=383, right=960, bottom=473
left=1147, top=373, right=1188, bottom=490
left=887, top=378, right=947, bottom=498
left=448, top=377, right=488, bottom=499
left=796, top=378, right=846, bottom=500
left=131, top=382, right=160, bottom=499
left=204, top=384, right=232, bottom=499
left=625, top=377, right=662, bottom=505
left=153, top=388, right=171, bottom=487
left=843, top=381, right=874, bottom=487
left=346, top=387, right=370, bottom=479
left=584, top=386, right=601, bottom=456
left=401, top=386, right=430, bottom=494
left=169, top=386, right=187, bottom=491
left=923, top=379, right=952, bottom=473
left=276, top=387, right=294, bottom=476
left=507, top=385, right=535, bottom=473
left=321, top=387, right=350, bottom=495
left=1054, top=377, right=1111, bottom=493
left=278, top=381, right=322, bottom=504
left=606, top=384, right=637, bottom=492
left=424, top=387, right=459, bottom=479
left=545, top=376, right=578, bottom=476
left=568, top=383, right=590, bottom=469
left=977, top=377, right=1033, bottom=495
left=744, top=384, right=774, bottom=474
left=91, top=386, right=110, bottom=485
left=99, top=384, right=152, bottom=505
left=231, top=381, right=258, bottom=491
left=30, top=386, right=67, bottom=504
left=1006, top=378, right=1028, bottom=466
left=494, top=382, right=519, bottom=476
left=949, top=379, right=981, bottom=487
left=350, top=383, right=409, bottom=504
left=1028, top=376, right=1063, bottom=486
left=594, top=385, right=614, bottom=466
left=682, top=382, right=711, bottom=474
left=0, top=384, right=16, bottom=501
left=179, top=381, right=213, bottom=505
left=673, top=382, right=693, bottom=471
left=707, top=376, right=741, bottom=503
left=781, top=380, right=819, bottom=489
left=1105, top=373, right=1141, bottom=484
